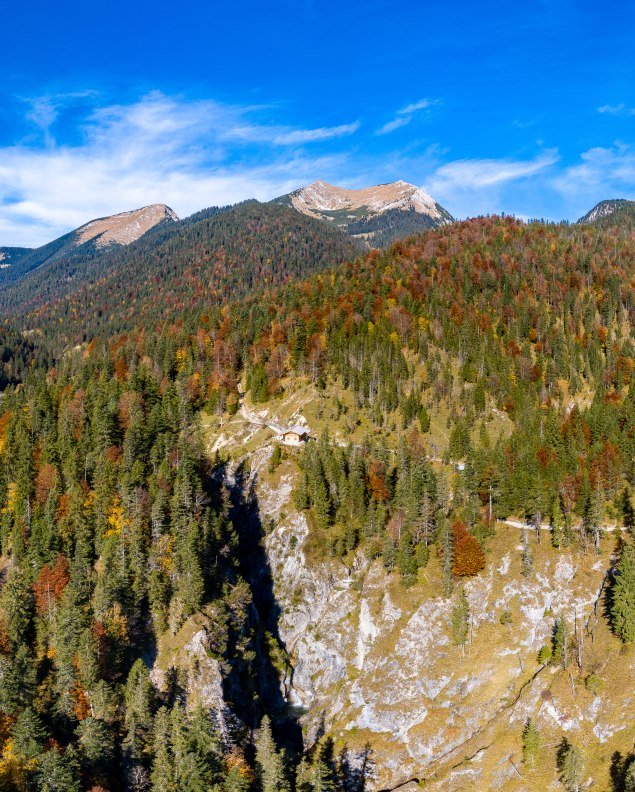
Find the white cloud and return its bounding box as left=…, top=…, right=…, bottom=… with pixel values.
left=428, top=150, right=559, bottom=190
left=401, top=99, right=434, bottom=115
left=376, top=116, right=412, bottom=135
left=274, top=121, right=360, bottom=145
left=551, top=143, right=635, bottom=216
left=423, top=150, right=559, bottom=218
left=376, top=98, right=439, bottom=135
left=0, top=92, right=357, bottom=247
left=598, top=103, right=635, bottom=116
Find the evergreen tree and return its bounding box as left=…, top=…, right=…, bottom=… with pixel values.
left=12, top=707, right=47, bottom=762
left=441, top=520, right=454, bottom=597
left=150, top=707, right=175, bottom=792
left=521, top=718, right=540, bottom=766
left=451, top=588, right=470, bottom=649
left=255, top=715, right=290, bottom=792
left=611, top=543, right=635, bottom=643
left=553, top=616, right=570, bottom=669
left=551, top=494, right=565, bottom=550
left=625, top=757, right=635, bottom=792
left=397, top=527, right=417, bottom=587
left=76, top=717, right=115, bottom=781
left=557, top=739, right=584, bottom=792
left=36, top=748, right=81, bottom=792
left=521, top=528, right=534, bottom=577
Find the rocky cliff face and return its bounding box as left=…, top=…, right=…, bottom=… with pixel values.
left=160, top=412, right=634, bottom=790
left=252, top=447, right=633, bottom=790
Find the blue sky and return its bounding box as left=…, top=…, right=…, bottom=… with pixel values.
left=1, top=0, right=634, bottom=246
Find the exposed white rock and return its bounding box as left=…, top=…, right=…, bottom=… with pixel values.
left=75, top=203, right=178, bottom=248
left=288, top=180, right=452, bottom=225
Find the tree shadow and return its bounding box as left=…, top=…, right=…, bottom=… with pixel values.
left=610, top=750, right=635, bottom=791
left=213, top=458, right=304, bottom=757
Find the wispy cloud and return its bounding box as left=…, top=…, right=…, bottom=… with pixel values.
left=548, top=143, right=635, bottom=219
left=423, top=150, right=559, bottom=218
left=598, top=103, right=635, bottom=117
left=553, top=142, right=635, bottom=196
left=428, top=150, right=559, bottom=189
left=274, top=121, right=360, bottom=145
left=376, top=98, right=439, bottom=136
left=23, top=91, right=98, bottom=145
left=0, top=92, right=357, bottom=246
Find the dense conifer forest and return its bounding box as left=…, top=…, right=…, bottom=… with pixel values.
left=0, top=209, right=633, bottom=789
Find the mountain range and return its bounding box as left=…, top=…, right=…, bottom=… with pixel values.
left=0, top=186, right=632, bottom=353
left=2, top=184, right=632, bottom=304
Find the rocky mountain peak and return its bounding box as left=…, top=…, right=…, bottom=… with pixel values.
left=75, top=203, right=179, bottom=248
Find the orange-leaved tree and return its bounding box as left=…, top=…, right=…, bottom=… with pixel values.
left=452, top=519, right=485, bottom=577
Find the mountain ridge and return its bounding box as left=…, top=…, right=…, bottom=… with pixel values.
left=275, top=179, right=454, bottom=246
left=0, top=203, right=178, bottom=287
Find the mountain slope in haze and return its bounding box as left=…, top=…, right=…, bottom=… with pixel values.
left=577, top=198, right=635, bottom=227
left=0, top=203, right=178, bottom=287
left=276, top=179, right=454, bottom=246
left=1, top=200, right=359, bottom=350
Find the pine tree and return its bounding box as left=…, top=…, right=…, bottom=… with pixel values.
left=611, top=543, right=635, bottom=643
left=522, top=718, right=540, bottom=766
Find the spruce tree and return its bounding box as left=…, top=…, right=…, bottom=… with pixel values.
left=611, top=543, right=635, bottom=643
left=551, top=495, right=565, bottom=550
left=557, top=740, right=584, bottom=792
left=521, top=718, right=540, bottom=766
left=255, top=715, right=290, bottom=792
left=625, top=757, right=635, bottom=792
left=150, top=707, right=175, bottom=792
left=441, top=520, right=454, bottom=597
left=451, top=588, right=470, bottom=649
left=553, top=616, right=570, bottom=669
left=12, top=707, right=47, bottom=762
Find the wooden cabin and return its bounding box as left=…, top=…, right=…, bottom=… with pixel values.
left=279, top=425, right=310, bottom=446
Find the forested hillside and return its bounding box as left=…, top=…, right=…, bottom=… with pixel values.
left=0, top=214, right=633, bottom=789
left=0, top=202, right=359, bottom=353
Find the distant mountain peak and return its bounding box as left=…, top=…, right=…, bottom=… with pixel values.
left=577, top=198, right=634, bottom=225
left=75, top=204, right=179, bottom=248
left=0, top=203, right=179, bottom=288
left=275, top=179, right=453, bottom=247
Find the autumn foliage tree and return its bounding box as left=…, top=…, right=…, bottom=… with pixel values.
left=32, top=555, right=70, bottom=615
left=452, top=520, right=485, bottom=577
